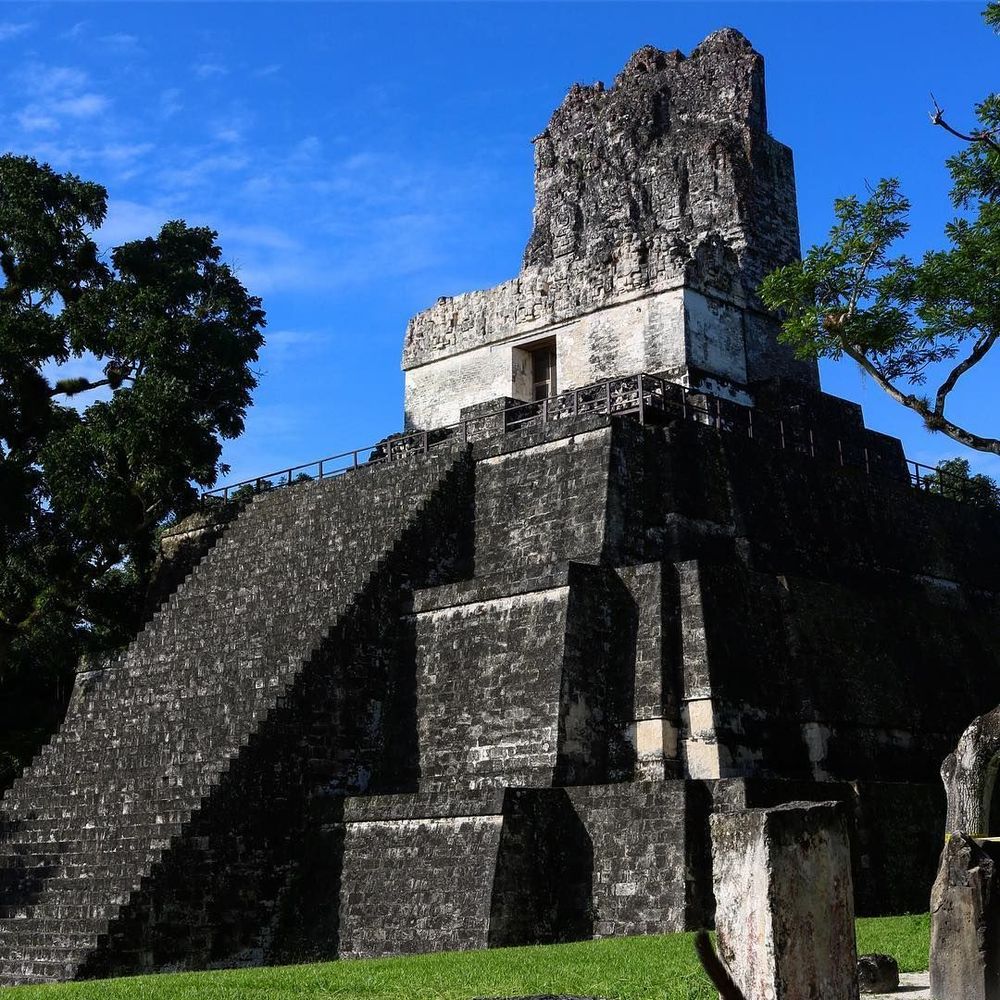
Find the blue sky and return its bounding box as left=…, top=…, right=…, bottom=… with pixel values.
left=2, top=1, right=998, bottom=485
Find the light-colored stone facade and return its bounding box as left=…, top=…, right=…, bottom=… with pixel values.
left=404, top=285, right=758, bottom=430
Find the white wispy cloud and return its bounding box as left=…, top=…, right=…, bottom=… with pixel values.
left=259, top=330, right=326, bottom=368
left=232, top=259, right=333, bottom=296
left=100, top=33, right=141, bottom=53
left=194, top=62, right=227, bottom=79
left=16, top=111, right=58, bottom=132
left=101, top=142, right=154, bottom=164
left=254, top=64, right=281, bottom=78
left=4, top=44, right=497, bottom=309
left=0, top=21, right=33, bottom=42
left=211, top=107, right=253, bottom=145
left=160, top=88, right=182, bottom=119
left=18, top=64, right=89, bottom=94
left=61, top=21, right=88, bottom=41
left=156, top=153, right=249, bottom=189
left=222, top=223, right=299, bottom=252
left=291, top=136, right=321, bottom=161
left=9, top=63, right=111, bottom=137
left=98, top=199, right=168, bottom=246
left=50, top=93, right=110, bottom=118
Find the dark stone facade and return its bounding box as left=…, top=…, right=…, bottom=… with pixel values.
left=2, top=387, right=998, bottom=983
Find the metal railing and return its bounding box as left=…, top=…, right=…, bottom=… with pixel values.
left=202, top=371, right=986, bottom=506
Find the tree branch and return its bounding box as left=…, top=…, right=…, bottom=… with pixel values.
left=837, top=339, right=1000, bottom=456
left=48, top=374, right=136, bottom=398
left=931, top=97, right=1000, bottom=152
left=934, top=328, right=999, bottom=416
left=48, top=377, right=111, bottom=398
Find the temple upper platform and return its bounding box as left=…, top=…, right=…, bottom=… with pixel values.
left=402, top=29, right=819, bottom=431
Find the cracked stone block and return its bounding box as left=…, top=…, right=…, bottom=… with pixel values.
left=930, top=833, right=1000, bottom=1000
left=711, top=801, right=858, bottom=1000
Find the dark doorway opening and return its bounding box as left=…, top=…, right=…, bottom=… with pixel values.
left=530, top=341, right=557, bottom=400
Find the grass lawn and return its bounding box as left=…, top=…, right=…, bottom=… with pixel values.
left=0, top=914, right=929, bottom=1000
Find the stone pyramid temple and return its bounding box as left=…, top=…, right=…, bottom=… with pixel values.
left=2, top=28, right=1000, bottom=985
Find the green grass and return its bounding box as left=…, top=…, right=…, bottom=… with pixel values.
left=856, top=913, right=930, bottom=973
left=0, top=915, right=930, bottom=1000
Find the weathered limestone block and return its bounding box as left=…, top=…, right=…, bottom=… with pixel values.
left=930, top=833, right=1000, bottom=1000
left=711, top=801, right=858, bottom=1000
left=857, top=953, right=899, bottom=994
left=409, top=563, right=634, bottom=791
left=943, top=706, right=1000, bottom=837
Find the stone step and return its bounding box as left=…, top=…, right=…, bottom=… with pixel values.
left=0, top=970, right=73, bottom=986
left=8, top=882, right=139, bottom=906
left=0, top=901, right=120, bottom=920
left=0, top=851, right=163, bottom=875
left=0, top=916, right=107, bottom=935
left=0, top=820, right=184, bottom=842
left=3, top=934, right=103, bottom=961
left=0, top=452, right=463, bottom=977
left=0, top=953, right=87, bottom=981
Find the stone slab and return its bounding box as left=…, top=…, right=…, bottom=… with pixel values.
left=712, top=801, right=858, bottom=1000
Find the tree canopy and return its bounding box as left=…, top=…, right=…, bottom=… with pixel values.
left=922, top=457, right=1000, bottom=507
left=760, top=3, right=1000, bottom=458
left=0, top=154, right=265, bottom=780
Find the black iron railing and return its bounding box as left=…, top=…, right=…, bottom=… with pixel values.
left=202, top=372, right=986, bottom=506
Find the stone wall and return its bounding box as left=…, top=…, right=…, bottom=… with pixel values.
left=592, top=412, right=1000, bottom=784
left=472, top=421, right=612, bottom=577
left=410, top=564, right=633, bottom=791
left=4, top=381, right=1000, bottom=981
left=565, top=780, right=710, bottom=936
left=264, top=782, right=705, bottom=959
left=337, top=793, right=506, bottom=958
left=602, top=404, right=997, bottom=589
left=411, top=575, right=575, bottom=789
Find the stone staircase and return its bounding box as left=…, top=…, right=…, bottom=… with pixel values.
left=0, top=448, right=470, bottom=985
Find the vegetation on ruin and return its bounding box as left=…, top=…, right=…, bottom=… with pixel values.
left=760, top=2, right=1000, bottom=459
left=924, top=457, right=1000, bottom=507
left=0, top=154, right=266, bottom=786
left=0, top=915, right=930, bottom=1000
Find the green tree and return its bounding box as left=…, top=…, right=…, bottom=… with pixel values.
left=760, top=3, right=1000, bottom=458
left=0, top=154, right=265, bottom=781
left=920, top=457, right=1000, bottom=507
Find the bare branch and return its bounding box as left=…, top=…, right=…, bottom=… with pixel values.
left=837, top=339, right=1000, bottom=456
left=931, top=95, right=1000, bottom=152
left=934, top=329, right=1000, bottom=416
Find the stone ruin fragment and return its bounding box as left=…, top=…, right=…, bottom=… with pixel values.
left=931, top=708, right=1000, bottom=1000
left=712, top=801, right=859, bottom=1000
